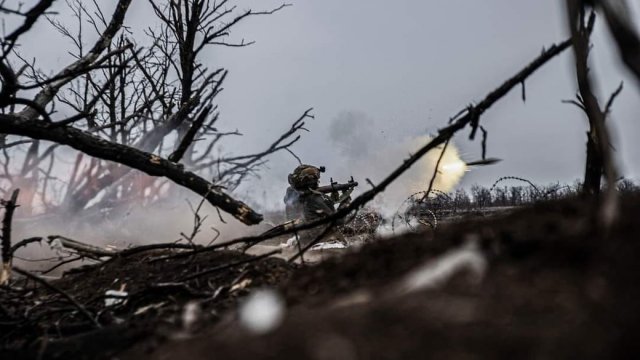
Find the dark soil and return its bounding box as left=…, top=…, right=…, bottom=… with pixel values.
left=2, top=195, right=640, bottom=359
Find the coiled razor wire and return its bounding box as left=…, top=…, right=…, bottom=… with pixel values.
left=489, top=176, right=573, bottom=200
left=391, top=190, right=448, bottom=234
left=489, top=176, right=540, bottom=195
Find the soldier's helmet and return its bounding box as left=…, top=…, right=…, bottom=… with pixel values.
left=288, top=164, right=325, bottom=191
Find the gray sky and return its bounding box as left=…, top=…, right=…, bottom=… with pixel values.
left=10, top=0, right=640, bottom=210
left=201, top=0, right=640, bottom=208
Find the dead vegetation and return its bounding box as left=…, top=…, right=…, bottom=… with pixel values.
left=2, top=193, right=639, bottom=359
left=2, top=0, right=640, bottom=358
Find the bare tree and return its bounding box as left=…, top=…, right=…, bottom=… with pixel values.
left=565, top=2, right=620, bottom=226
left=0, top=0, right=306, bottom=225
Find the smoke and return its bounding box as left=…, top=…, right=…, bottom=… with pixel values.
left=327, top=111, right=467, bottom=217
left=9, top=110, right=468, bottom=271
left=10, top=189, right=272, bottom=273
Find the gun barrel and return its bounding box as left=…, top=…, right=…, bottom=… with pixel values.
left=317, top=181, right=358, bottom=193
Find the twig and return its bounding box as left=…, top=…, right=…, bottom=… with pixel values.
left=421, top=139, right=450, bottom=201
left=39, top=256, right=84, bottom=275
left=10, top=236, right=42, bottom=254
left=604, top=81, right=624, bottom=114
left=180, top=249, right=280, bottom=282
left=285, top=148, right=302, bottom=165
left=13, top=266, right=101, bottom=328
left=480, top=126, right=488, bottom=159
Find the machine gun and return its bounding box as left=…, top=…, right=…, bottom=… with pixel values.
left=316, top=177, right=358, bottom=194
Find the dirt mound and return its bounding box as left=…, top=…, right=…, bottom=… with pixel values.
left=1, top=249, right=294, bottom=359
left=2, top=195, right=640, bottom=359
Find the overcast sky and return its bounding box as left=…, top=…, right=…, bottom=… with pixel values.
left=204, top=0, right=640, bottom=208
left=11, top=0, right=640, bottom=210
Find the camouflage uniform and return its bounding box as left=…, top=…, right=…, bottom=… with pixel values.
left=286, top=165, right=350, bottom=247
left=300, top=190, right=337, bottom=221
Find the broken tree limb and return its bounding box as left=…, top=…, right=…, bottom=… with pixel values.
left=47, top=235, right=118, bottom=258
left=0, top=115, right=263, bottom=224
left=1, top=189, right=19, bottom=285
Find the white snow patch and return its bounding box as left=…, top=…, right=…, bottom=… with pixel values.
left=310, top=242, right=347, bottom=251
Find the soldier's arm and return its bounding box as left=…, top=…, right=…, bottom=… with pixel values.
left=304, top=194, right=336, bottom=221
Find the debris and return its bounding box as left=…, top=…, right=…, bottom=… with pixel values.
left=134, top=302, right=167, bottom=316
left=105, top=285, right=128, bottom=307
left=47, top=235, right=118, bottom=258
left=230, top=278, right=252, bottom=293
left=280, top=236, right=298, bottom=248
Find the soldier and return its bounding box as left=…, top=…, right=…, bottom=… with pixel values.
left=285, top=164, right=353, bottom=246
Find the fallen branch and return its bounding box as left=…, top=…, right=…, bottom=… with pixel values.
left=117, top=242, right=200, bottom=257
left=0, top=116, right=263, bottom=224
left=47, top=235, right=117, bottom=258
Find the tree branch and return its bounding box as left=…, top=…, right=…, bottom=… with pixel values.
left=596, top=0, right=640, bottom=85
left=19, top=0, right=132, bottom=119
left=0, top=115, right=263, bottom=224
